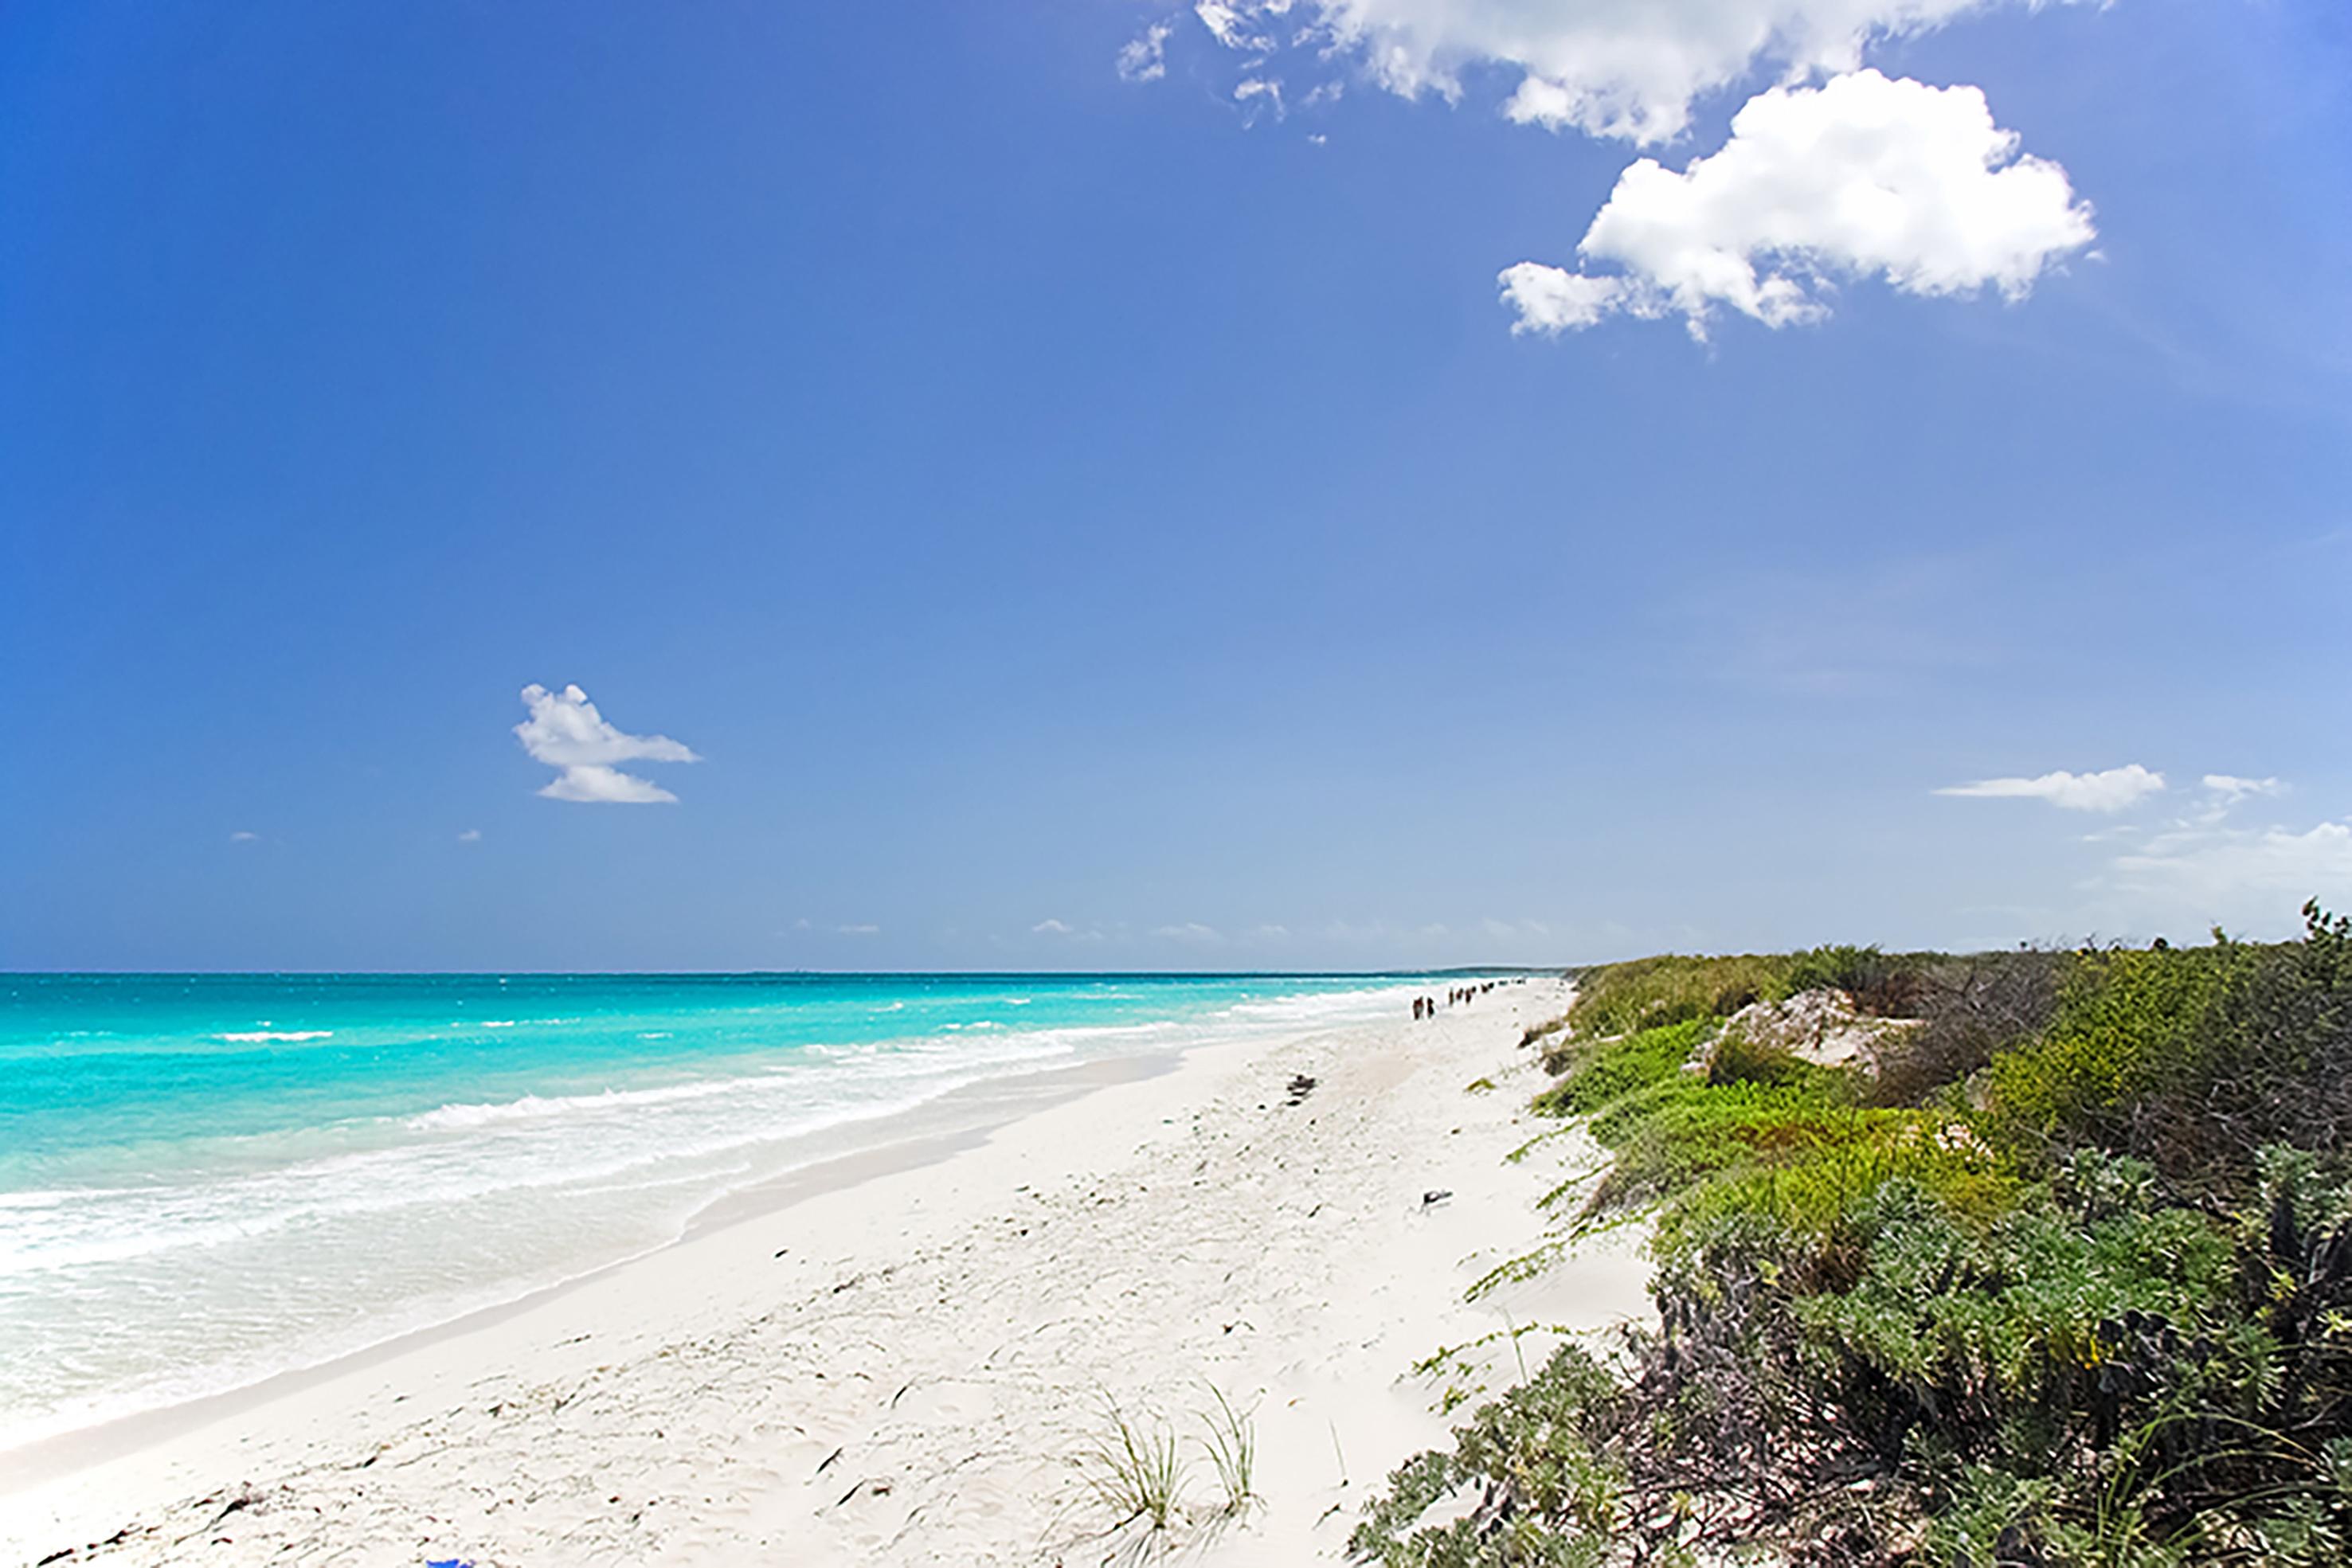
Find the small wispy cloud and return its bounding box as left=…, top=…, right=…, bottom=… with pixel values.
left=1116, top=21, right=1172, bottom=82
left=229, top=831, right=260, bottom=843
left=2111, top=820, right=2352, bottom=913
left=837, top=923, right=880, bottom=936
left=1483, top=917, right=1553, bottom=942
left=1034, top=917, right=1111, bottom=943
left=1154, top=921, right=1223, bottom=946
left=1234, top=76, right=1284, bottom=120
left=456, top=828, right=483, bottom=843
left=1192, top=2, right=1268, bottom=53
left=1937, top=764, right=2165, bottom=813
left=515, top=683, right=700, bottom=804
left=2203, top=774, right=2285, bottom=804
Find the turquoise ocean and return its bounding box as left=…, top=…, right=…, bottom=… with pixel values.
left=0, top=972, right=1427, bottom=1453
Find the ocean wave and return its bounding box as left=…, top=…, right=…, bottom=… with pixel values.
left=404, top=1077, right=758, bottom=1131
left=213, top=1030, right=333, bottom=1043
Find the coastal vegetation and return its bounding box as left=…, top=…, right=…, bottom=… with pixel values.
left=1353, top=904, right=2352, bottom=1566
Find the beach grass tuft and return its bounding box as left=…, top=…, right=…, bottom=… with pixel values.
left=1078, top=1394, right=1188, bottom=1539
left=1195, top=1384, right=1258, bottom=1519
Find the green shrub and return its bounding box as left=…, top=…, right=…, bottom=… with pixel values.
left=1348, top=1345, right=1628, bottom=1568
left=1704, top=1026, right=1814, bottom=1089
left=1368, top=909, right=2352, bottom=1565
left=1986, top=905, right=2352, bottom=1186
left=1532, top=1019, right=1713, bottom=1119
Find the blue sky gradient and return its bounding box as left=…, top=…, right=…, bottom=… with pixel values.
left=4, top=0, right=2348, bottom=970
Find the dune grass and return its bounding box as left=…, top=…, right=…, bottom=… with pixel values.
left=1078, top=1395, right=1188, bottom=1539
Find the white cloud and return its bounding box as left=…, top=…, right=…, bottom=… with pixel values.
left=1194, top=2, right=1270, bottom=53
left=457, top=828, right=483, bottom=843
left=2204, top=774, right=2286, bottom=804
left=229, top=831, right=260, bottom=843
left=837, top=923, right=881, bottom=936
left=1483, top=916, right=1553, bottom=941
left=1937, top=763, right=2166, bottom=813
left=1154, top=921, right=1225, bottom=945
left=1502, top=72, right=2094, bottom=338
left=2109, top=821, right=2352, bottom=923
left=1150, top=0, right=2080, bottom=145
left=1035, top=917, right=1112, bottom=943
left=1497, top=264, right=1625, bottom=334
left=535, top=764, right=680, bottom=804
left=515, top=683, right=700, bottom=805
left=1235, top=76, right=1286, bottom=119
left=1117, top=21, right=1174, bottom=82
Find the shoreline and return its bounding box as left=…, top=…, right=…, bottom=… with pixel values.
left=0, top=1046, right=1191, bottom=1495
left=4, top=976, right=1652, bottom=1566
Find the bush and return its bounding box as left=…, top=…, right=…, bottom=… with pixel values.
left=1564, top=954, right=1793, bottom=1042
left=1986, top=905, right=2352, bottom=1186
left=1348, top=1345, right=1627, bottom=1568
left=1869, top=948, right=2063, bottom=1108
left=1352, top=909, right=2352, bottom=1566
left=1704, top=1026, right=1815, bottom=1089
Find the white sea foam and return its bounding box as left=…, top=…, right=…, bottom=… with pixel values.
left=214, top=1030, right=333, bottom=1043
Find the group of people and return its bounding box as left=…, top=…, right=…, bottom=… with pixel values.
left=1411, top=979, right=1502, bottom=1020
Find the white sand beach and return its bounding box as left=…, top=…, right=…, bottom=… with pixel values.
left=3, top=978, right=1650, bottom=1566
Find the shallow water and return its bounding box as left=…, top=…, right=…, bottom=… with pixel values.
left=0, top=971, right=1428, bottom=1449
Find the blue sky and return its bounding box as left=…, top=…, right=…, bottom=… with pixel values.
left=3, top=0, right=2347, bottom=972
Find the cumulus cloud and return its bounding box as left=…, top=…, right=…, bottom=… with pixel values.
left=1937, top=764, right=2166, bottom=813
left=1032, top=917, right=1075, bottom=935
left=1497, top=265, right=1626, bottom=333
left=1501, top=72, right=2094, bottom=338
left=1131, top=0, right=2080, bottom=144
left=229, top=830, right=260, bottom=843
left=457, top=828, right=482, bottom=843
left=515, top=683, right=700, bottom=804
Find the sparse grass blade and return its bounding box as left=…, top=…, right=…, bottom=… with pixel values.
left=1196, top=1384, right=1258, bottom=1519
